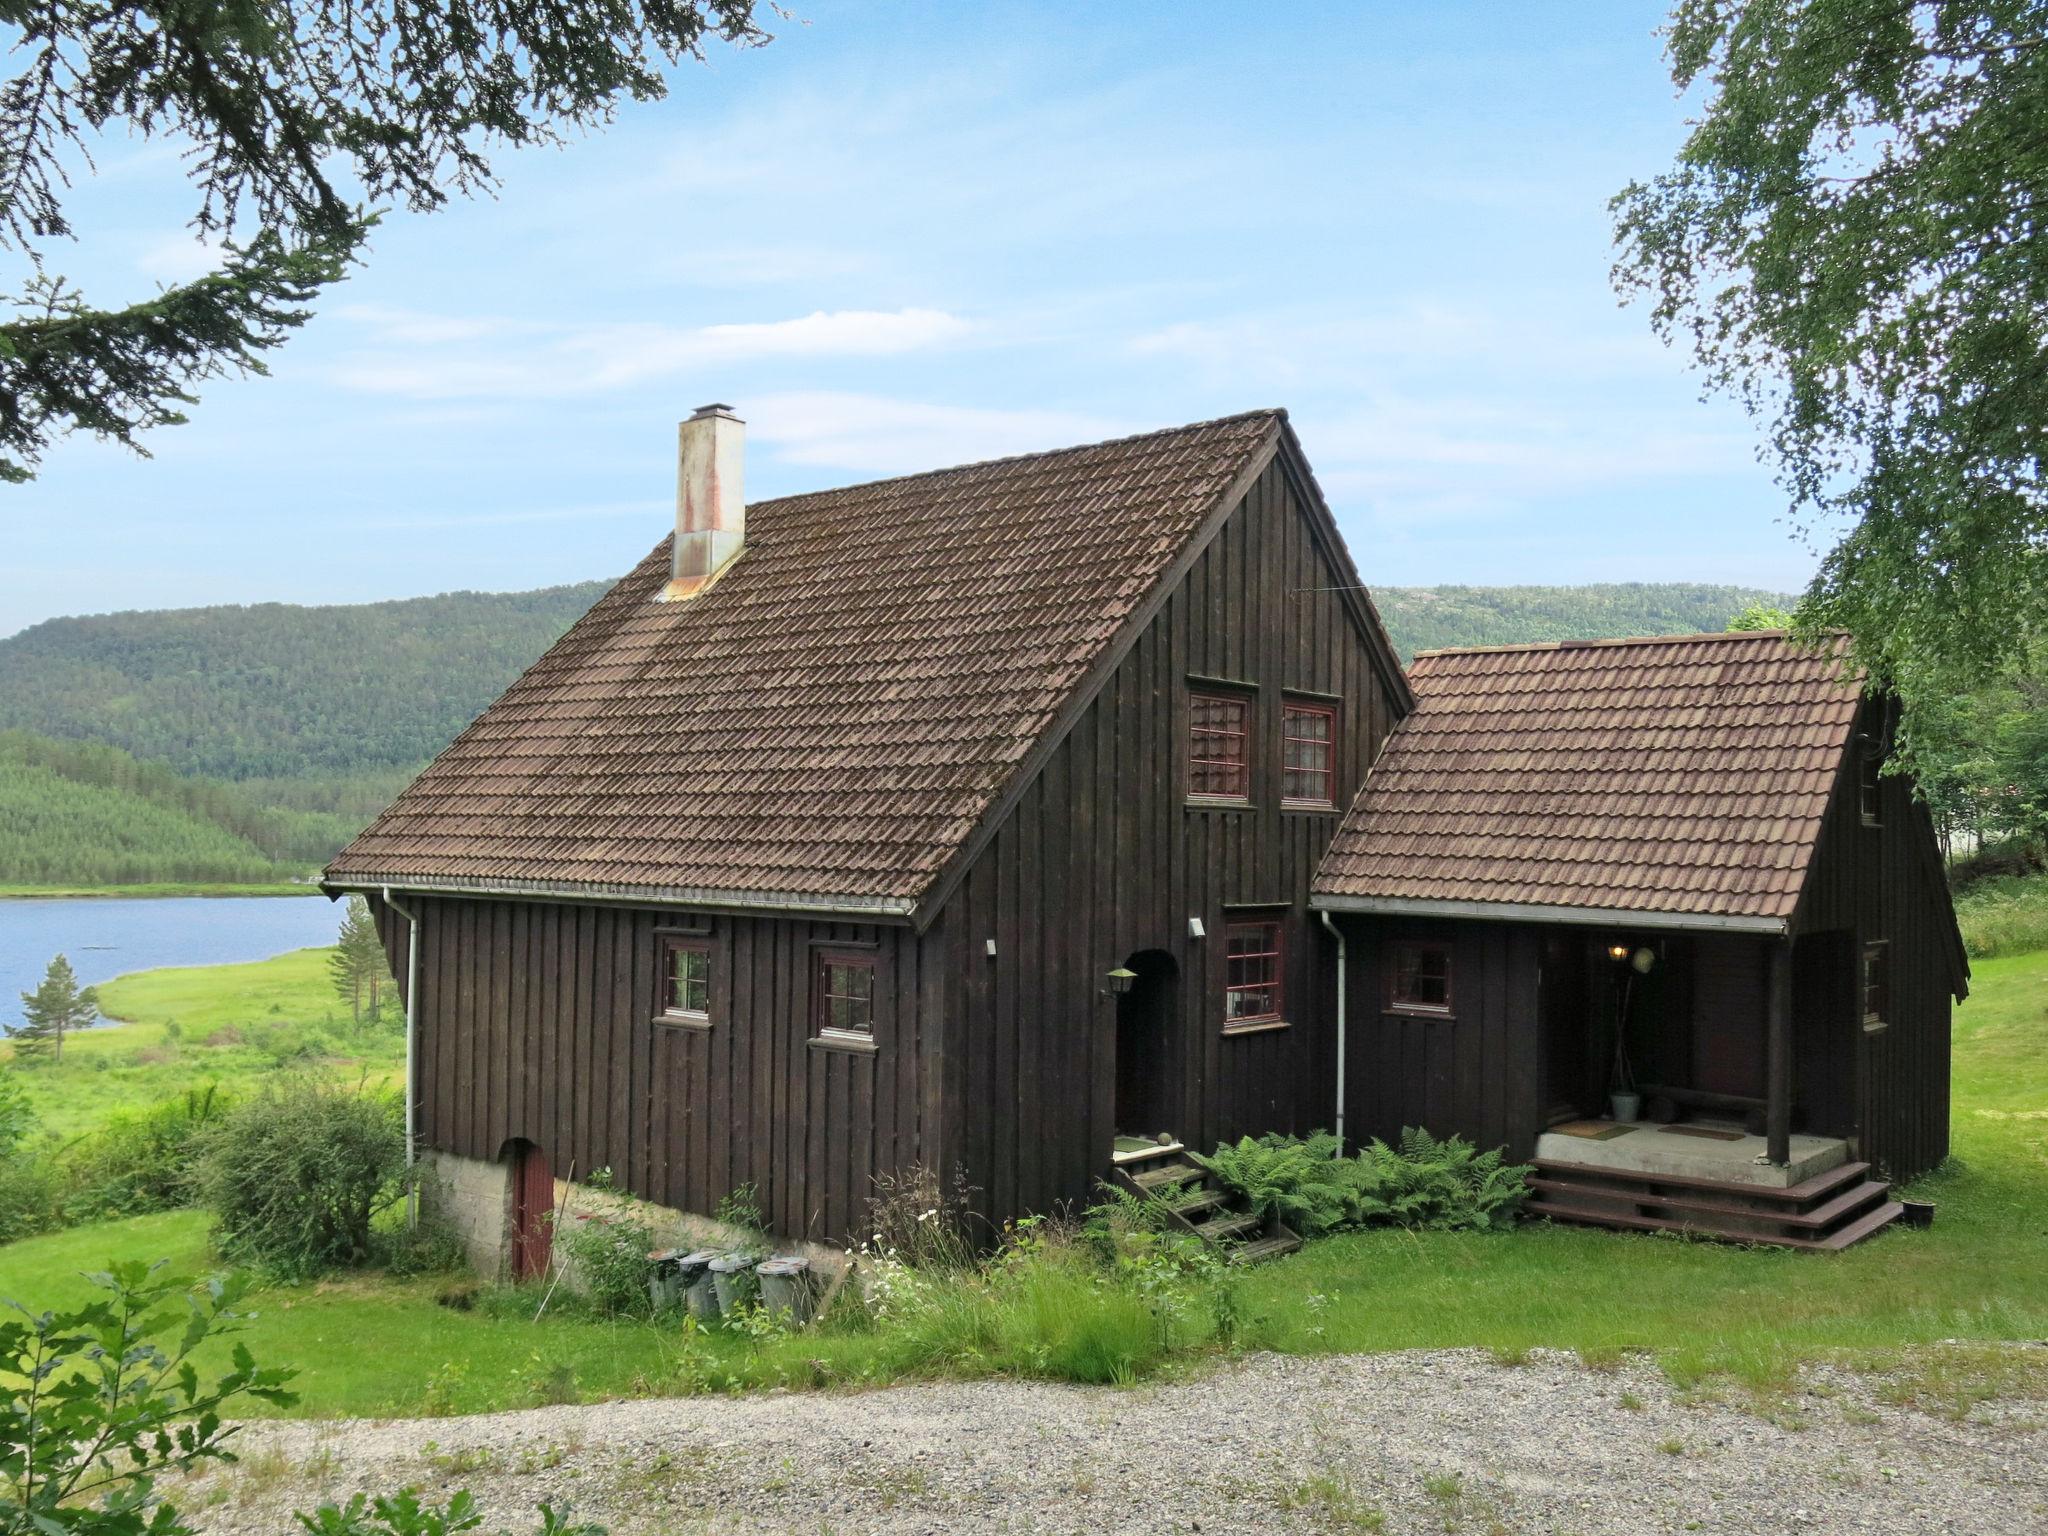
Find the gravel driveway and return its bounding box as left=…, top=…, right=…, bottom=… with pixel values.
left=186, top=1348, right=2046, bottom=1535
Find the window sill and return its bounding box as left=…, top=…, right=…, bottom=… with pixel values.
left=652, top=1012, right=713, bottom=1032
left=1385, top=1006, right=1455, bottom=1021
left=809, top=1031, right=877, bottom=1056
left=1863, top=1018, right=1888, bottom=1034
left=1186, top=797, right=1255, bottom=813
left=1221, top=1018, right=1291, bottom=1037
left=1280, top=800, right=1338, bottom=814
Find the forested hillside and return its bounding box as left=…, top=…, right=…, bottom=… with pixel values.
left=0, top=583, right=607, bottom=780
left=1372, top=583, right=1794, bottom=657
left=0, top=578, right=1795, bottom=886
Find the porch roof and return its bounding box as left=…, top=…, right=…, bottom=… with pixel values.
left=1311, top=630, right=1864, bottom=928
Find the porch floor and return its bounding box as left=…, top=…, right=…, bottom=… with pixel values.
left=1534, top=1120, right=1849, bottom=1189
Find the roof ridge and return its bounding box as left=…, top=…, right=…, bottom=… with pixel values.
left=748, top=407, right=1287, bottom=509
left=1413, top=628, right=1844, bottom=659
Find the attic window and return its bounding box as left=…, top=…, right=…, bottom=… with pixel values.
left=1859, top=744, right=1884, bottom=826
left=1190, top=691, right=1251, bottom=801
left=1282, top=700, right=1337, bottom=806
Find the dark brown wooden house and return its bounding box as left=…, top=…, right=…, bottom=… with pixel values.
left=326, top=406, right=1413, bottom=1263
left=328, top=408, right=1964, bottom=1263
left=1310, top=632, right=1969, bottom=1248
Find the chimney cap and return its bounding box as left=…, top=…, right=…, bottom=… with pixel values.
left=691, top=402, right=739, bottom=419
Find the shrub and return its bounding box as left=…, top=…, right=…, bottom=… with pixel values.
left=192, top=1078, right=405, bottom=1280
left=863, top=1163, right=981, bottom=1271
left=0, top=1154, right=64, bottom=1244
left=376, top=1202, right=470, bottom=1279
left=63, top=1086, right=226, bottom=1222
left=554, top=1193, right=657, bottom=1316
left=0, top=1260, right=297, bottom=1536
left=1349, top=1127, right=1531, bottom=1231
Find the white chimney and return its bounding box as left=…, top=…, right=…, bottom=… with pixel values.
left=668, top=402, right=744, bottom=598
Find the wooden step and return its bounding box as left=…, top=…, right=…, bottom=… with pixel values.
left=1112, top=1139, right=1187, bottom=1168
left=1526, top=1175, right=1892, bottom=1231
left=1193, top=1210, right=1262, bottom=1242
left=1227, top=1232, right=1302, bottom=1265
left=1169, top=1187, right=1230, bottom=1217
left=1529, top=1193, right=1905, bottom=1251
left=1131, top=1161, right=1202, bottom=1193
left=1529, top=1157, right=1872, bottom=1206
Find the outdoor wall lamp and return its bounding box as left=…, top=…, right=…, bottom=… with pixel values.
left=1631, top=946, right=1656, bottom=974
left=1607, top=943, right=1630, bottom=961
left=1103, top=967, right=1138, bottom=996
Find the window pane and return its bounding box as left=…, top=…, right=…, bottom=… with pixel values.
left=1222, top=920, right=1283, bottom=1024
left=666, top=943, right=710, bottom=1015
left=1190, top=692, right=1249, bottom=799
left=1392, top=943, right=1451, bottom=1010
left=820, top=958, right=875, bottom=1035
left=1282, top=704, right=1335, bottom=804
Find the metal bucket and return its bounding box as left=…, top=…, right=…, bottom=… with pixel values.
left=755, top=1255, right=815, bottom=1325
left=678, top=1249, right=725, bottom=1319
left=708, top=1252, right=756, bottom=1314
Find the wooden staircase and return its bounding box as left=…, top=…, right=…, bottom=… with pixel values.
left=1525, top=1156, right=1905, bottom=1250
left=1112, top=1142, right=1302, bottom=1264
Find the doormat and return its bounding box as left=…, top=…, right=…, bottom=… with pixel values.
left=1551, top=1120, right=1639, bottom=1141
left=1658, top=1125, right=1745, bottom=1142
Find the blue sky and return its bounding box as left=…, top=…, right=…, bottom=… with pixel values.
left=3, top=1, right=1816, bottom=638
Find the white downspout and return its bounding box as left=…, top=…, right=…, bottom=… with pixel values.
left=382, top=887, right=421, bottom=1228
left=1319, top=907, right=1347, bottom=1147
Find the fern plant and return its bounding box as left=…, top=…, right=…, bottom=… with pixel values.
left=1349, top=1127, right=1532, bottom=1231
left=1191, top=1132, right=1352, bottom=1235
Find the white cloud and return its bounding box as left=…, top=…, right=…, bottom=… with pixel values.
left=329, top=307, right=973, bottom=400
left=746, top=392, right=1131, bottom=476
left=134, top=232, right=224, bottom=284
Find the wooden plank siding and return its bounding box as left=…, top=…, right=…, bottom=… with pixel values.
left=921, top=457, right=1406, bottom=1227
left=1337, top=920, right=1545, bottom=1158
left=374, top=897, right=951, bottom=1247
left=1792, top=696, right=1965, bottom=1182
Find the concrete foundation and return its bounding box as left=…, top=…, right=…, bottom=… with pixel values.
left=420, top=1148, right=850, bottom=1288
left=1533, top=1122, right=1850, bottom=1188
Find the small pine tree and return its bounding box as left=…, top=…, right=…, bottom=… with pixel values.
left=328, top=896, right=392, bottom=1025
left=14, top=954, right=98, bottom=1064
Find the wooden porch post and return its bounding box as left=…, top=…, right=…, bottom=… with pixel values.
left=1766, top=937, right=1793, bottom=1166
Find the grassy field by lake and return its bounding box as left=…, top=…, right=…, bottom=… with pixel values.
left=0, top=946, right=2038, bottom=1421
left=6, top=947, right=401, bottom=1137
left=0, top=883, right=318, bottom=900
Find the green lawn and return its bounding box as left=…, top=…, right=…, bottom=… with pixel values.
left=0, top=950, right=2038, bottom=1420
left=9, top=948, right=402, bottom=1137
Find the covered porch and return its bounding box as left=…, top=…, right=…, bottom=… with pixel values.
left=1527, top=924, right=1901, bottom=1247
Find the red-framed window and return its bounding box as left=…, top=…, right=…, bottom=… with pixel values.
left=1281, top=700, right=1338, bottom=806
left=657, top=935, right=711, bottom=1025
left=1189, top=691, right=1252, bottom=800
left=1388, top=941, right=1452, bottom=1015
left=1859, top=746, right=1884, bottom=826
left=814, top=951, right=877, bottom=1040
left=1862, top=941, right=1889, bottom=1030
left=1223, top=918, right=1285, bottom=1028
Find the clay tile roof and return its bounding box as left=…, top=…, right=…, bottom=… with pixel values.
left=326, top=410, right=1285, bottom=914
left=1310, top=630, right=1864, bottom=926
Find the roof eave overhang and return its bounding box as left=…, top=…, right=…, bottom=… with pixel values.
left=321, top=874, right=918, bottom=923
left=1308, top=891, right=1788, bottom=936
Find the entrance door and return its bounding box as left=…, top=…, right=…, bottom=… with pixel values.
left=507, top=1140, right=553, bottom=1281
left=1539, top=933, right=1593, bottom=1121
left=1114, top=950, right=1178, bottom=1139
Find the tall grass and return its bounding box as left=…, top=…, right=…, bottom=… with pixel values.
left=1953, top=872, right=2048, bottom=958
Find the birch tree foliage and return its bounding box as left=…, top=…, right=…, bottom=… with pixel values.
left=0, top=0, right=767, bottom=484
left=1612, top=0, right=2048, bottom=719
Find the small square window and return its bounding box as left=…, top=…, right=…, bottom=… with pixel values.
left=1223, top=919, right=1285, bottom=1028
left=657, top=936, right=711, bottom=1026
left=1388, top=941, right=1452, bottom=1015
left=1862, top=942, right=1889, bottom=1031
left=1282, top=700, right=1338, bottom=806
left=1190, top=691, right=1251, bottom=801
left=815, top=952, right=876, bottom=1041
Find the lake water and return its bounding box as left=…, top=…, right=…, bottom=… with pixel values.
left=0, top=896, right=345, bottom=1030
